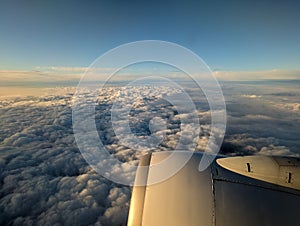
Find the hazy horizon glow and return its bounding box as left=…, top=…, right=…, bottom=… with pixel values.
left=0, top=67, right=299, bottom=88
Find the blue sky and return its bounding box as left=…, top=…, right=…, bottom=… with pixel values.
left=0, top=0, right=300, bottom=72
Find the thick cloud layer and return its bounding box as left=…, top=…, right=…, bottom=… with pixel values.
left=0, top=85, right=212, bottom=225
left=0, top=81, right=299, bottom=225
left=221, top=81, right=300, bottom=156
left=0, top=88, right=131, bottom=225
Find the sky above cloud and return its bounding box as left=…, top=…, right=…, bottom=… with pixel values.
left=0, top=0, right=300, bottom=72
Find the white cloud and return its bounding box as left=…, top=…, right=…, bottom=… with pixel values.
left=257, top=145, right=298, bottom=157
left=275, top=103, right=300, bottom=112
left=244, top=114, right=273, bottom=120
left=242, top=94, right=261, bottom=99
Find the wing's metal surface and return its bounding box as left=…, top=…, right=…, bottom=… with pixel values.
left=128, top=152, right=300, bottom=226
left=127, top=153, right=152, bottom=226
left=217, top=155, right=300, bottom=190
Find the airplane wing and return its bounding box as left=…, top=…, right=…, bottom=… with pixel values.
left=127, top=152, right=300, bottom=226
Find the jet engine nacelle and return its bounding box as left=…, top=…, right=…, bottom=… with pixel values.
left=128, top=152, right=300, bottom=226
